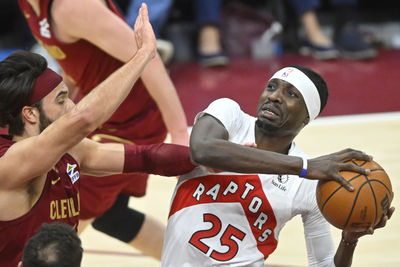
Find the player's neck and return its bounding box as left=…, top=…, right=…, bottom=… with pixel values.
left=255, top=138, right=292, bottom=155
left=254, top=126, right=294, bottom=154
left=12, top=127, right=39, bottom=142
left=27, top=0, right=40, bottom=17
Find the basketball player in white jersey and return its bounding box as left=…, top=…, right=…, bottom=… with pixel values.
left=161, top=65, right=394, bottom=267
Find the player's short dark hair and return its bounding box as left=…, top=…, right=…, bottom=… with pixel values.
left=22, top=223, right=83, bottom=267
left=0, top=50, right=47, bottom=136
left=290, top=64, right=329, bottom=113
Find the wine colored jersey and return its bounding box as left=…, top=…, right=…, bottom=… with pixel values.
left=18, top=0, right=166, bottom=143
left=161, top=99, right=336, bottom=267
left=0, top=136, right=81, bottom=266
left=18, top=0, right=167, bottom=216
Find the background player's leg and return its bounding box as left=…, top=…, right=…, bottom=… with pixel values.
left=78, top=218, right=95, bottom=235
left=127, top=213, right=165, bottom=259
left=91, top=194, right=164, bottom=259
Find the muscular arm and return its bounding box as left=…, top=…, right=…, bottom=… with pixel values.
left=190, top=115, right=304, bottom=175
left=51, top=0, right=189, bottom=145
left=190, top=114, right=372, bottom=183
left=0, top=5, right=155, bottom=188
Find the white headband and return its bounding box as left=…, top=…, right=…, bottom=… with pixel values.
left=269, top=67, right=321, bottom=121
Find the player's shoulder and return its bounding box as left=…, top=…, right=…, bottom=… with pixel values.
left=51, top=0, right=95, bottom=25
left=51, top=0, right=78, bottom=15
left=206, top=98, right=244, bottom=116
left=0, top=135, right=13, bottom=157
left=210, top=98, right=240, bottom=107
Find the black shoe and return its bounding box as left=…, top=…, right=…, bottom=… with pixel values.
left=334, top=24, right=377, bottom=60
left=299, top=40, right=340, bottom=60
left=198, top=51, right=229, bottom=67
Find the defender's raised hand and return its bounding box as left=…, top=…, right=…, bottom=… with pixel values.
left=133, top=3, right=156, bottom=58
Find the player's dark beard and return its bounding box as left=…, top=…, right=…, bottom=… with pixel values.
left=255, top=118, right=279, bottom=133
left=38, top=110, right=53, bottom=133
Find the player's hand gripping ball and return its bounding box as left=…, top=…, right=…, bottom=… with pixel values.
left=316, top=160, right=393, bottom=232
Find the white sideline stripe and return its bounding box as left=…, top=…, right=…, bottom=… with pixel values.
left=187, top=111, right=400, bottom=130
left=185, top=112, right=400, bottom=134
left=310, top=111, right=400, bottom=125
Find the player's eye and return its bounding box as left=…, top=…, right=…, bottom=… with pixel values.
left=288, top=89, right=298, bottom=98
left=266, top=84, right=275, bottom=91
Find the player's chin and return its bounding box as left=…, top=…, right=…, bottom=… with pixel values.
left=255, top=118, right=280, bottom=132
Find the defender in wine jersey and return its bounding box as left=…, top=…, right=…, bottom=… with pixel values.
left=161, top=66, right=394, bottom=267
left=0, top=11, right=195, bottom=266
left=18, top=0, right=189, bottom=259
left=0, top=136, right=81, bottom=266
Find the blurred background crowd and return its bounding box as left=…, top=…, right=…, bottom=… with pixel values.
left=1, top=0, right=399, bottom=66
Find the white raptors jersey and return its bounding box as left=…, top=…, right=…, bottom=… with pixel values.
left=161, top=99, right=336, bottom=267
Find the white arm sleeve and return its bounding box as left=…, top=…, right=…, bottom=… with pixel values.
left=294, top=180, right=336, bottom=267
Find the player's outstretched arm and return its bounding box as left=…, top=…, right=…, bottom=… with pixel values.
left=0, top=4, right=156, bottom=187
left=71, top=138, right=195, bottom=177
left=190, top=115, right=371, bottom=190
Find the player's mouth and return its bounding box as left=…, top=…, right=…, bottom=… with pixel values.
left=260, top=105, right=281, bottom=120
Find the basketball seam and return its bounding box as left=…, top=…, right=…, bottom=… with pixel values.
left=367, top=179, right=392, bottom=196
left=363, top=174, right=379, bottom=227
left=370, top=169, right=392, bottom=222
left=351, top=160, right=367, bottom=167
left=343, top=179, right=374, bottom=230
left=320, top=168, right=385, bottom=212
left=320, top=174, right=363, bottom=212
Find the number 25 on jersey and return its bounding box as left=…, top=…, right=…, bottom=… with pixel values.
left=189, top=213, right=246, bottom=262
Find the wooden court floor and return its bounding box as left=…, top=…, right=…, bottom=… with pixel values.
left=80, top=112, right=400, bottom=267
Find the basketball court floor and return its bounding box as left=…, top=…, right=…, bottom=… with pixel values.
left=80, top=50, right=400, bottom=266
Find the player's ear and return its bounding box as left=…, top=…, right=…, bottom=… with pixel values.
left=17, top=261, right=23, bottom=267
left=21, top=106, right=39, bottom=124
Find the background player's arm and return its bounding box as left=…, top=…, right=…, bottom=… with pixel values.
left=190, top=114, right=371, bottom=184
left=62, top=71, right=80, bottom=100
left=51, top=0, right=189, bottom=145
left=0, top=5, right=156, bottom=188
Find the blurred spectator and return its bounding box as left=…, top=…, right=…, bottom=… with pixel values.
left=116, top=0, right=394, bottom=63
left=18, top=223, right=83, bottom=267
left=0, top=0, right=34, bottom=58
left=194, top=0, right=228, bottom=67
left=289, top=0, right=377, bottom=60
left=125, top=0, right=172, bottom=37
left=124, top=0, right=175, bottom=64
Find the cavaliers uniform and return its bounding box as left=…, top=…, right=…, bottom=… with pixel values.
left=0, top=136, right=80, bottom=266
left=18, top=0, right=167, bottom=219
left=161, top=99, right=336, bottom=267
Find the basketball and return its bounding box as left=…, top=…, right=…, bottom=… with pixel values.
left=316, top=160, right=393, bottom=232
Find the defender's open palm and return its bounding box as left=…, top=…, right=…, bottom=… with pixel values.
left=307, top=148, right=372, bottom=191
left=133, top=3, right=156, bottom=58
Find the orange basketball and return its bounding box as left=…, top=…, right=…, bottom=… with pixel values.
left=316, top=160, right=393, bottom=232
